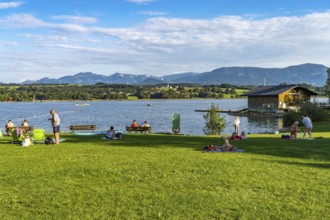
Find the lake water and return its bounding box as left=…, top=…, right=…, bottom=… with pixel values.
left=0, top=99, right=288, bottom=135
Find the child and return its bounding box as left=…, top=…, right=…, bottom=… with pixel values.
left=290, top=121, right=299, bottom=139
left=240, top=131, right=247, bottom=140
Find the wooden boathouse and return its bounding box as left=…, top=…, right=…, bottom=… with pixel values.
left=242, top=84, right=318, bottom=113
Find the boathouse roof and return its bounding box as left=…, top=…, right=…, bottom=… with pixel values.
left=242, top=84, right=318, bottom=96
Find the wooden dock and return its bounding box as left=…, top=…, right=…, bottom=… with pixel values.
left=195, top=108, right=284, bottom=118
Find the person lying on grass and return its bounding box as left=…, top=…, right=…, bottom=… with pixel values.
left=220, top=137, right=237, bottom=151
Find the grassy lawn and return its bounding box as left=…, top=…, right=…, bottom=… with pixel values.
left=0, top=121, right=329, bottom=219
left=235, top=89, right=249, bottom=96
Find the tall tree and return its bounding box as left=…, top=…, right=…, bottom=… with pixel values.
left=326, top=68, right=330, bottom=104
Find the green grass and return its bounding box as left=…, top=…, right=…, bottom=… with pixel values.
left=235, top=89, right=249, bottom=96
left=127, top=96, right=138, bottom=100
left=0, top=123, right=329, bottom=219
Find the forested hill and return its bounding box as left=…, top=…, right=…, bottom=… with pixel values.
left=22, top=63, right=328, bottom=86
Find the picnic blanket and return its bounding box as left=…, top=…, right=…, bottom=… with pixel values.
left=203, top=146, right=245, bottom=153
left=74, top=131, right=107, bottom=136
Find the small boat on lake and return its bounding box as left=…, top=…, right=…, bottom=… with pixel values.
left=75, top=103, right=90, bottom=106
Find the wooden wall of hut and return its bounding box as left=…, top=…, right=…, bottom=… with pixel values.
left=247, top=96, right=278, bottom=112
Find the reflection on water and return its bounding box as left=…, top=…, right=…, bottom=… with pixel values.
left=0, top=99, right=284, bottom=135
left=246, top=116, right=283, bottom=134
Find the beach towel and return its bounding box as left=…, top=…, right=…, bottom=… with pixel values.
left=203, top=146, right=245, bottom=153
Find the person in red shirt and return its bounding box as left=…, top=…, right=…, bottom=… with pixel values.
left=131, top=119, right=138, bottom=128
left=229, top=132, right=241, bottom=140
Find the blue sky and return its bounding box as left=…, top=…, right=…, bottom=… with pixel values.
left=1, top=0, right=330, bottom=83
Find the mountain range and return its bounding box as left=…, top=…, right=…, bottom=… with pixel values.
left=22, top=63, right=328, bottom=86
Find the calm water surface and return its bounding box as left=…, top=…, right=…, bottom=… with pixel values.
left=0, top=99, right=283, bottom=135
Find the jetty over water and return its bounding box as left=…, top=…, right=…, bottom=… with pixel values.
left=195, top=108, right=284, bottom=118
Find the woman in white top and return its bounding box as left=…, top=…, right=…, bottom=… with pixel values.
left=233, top=116, right=240, bottom=133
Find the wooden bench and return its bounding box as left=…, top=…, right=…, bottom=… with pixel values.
left=12, top=126, right=34, bottom=133
left=19, top=126, right=34, bottom=130
left=69, top=125, right=96, bottom=132
left=126, top=126, right=152, bottom=133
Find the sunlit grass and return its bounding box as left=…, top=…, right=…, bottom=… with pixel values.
left=0, top=119, right=329, bottom=219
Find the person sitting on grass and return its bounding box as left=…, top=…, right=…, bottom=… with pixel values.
left=229, top=132, right=241, bottom=140
left=290, top=121, right=299, bottom=139
left=240, top=131, right=247, bottom=140
left=220, top=137, right=237, bottom=151
left=106, top=126, right=116, bottom=139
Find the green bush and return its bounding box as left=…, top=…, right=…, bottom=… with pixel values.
left=299, top=102, right=326, bottom=122
left=283, top=110, right=300, bottom=127
left=283, top=102, right=326, bottom=127
left=203, top=103, right=226, bottom=135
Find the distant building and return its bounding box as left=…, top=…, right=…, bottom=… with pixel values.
left=242, top=84, right=318, bottom=112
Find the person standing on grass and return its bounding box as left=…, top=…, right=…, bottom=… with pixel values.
left=233, top=116, right=240, bottom=133
left=49, top=109, right=60, bottom=144
left=290, top=121, right=299, bottom=139
left=301, top=116, right=312, bottom=139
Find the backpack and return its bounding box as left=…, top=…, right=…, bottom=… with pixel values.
left=45, top=137, right=54, bottom=145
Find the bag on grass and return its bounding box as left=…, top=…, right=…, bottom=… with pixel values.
left=45, top=137, right=54, bottom=145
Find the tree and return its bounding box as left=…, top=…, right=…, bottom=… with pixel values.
left=203, top=103, right=226, bottom=135
left=325, top=68, right=330, bottom=104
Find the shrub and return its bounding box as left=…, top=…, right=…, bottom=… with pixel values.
left=299, top=102, right=326, bottom=122
left=283, top=102, right=326, bottom=127
left=283, top=110, right=300, bottom=127
left=203, top=103, right=226, bottom=135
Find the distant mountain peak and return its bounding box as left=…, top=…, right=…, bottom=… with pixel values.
left=21, top=63, right=328, bottom=86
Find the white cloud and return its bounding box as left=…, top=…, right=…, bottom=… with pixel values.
left=51, top=15, right=98, bottom=24
left=0, top=41, right=18, bottom=46
left=0, top=13, right=46, bottom=28
left=1, top=10, right=330, bottom=82
left=0, top=1, right=24, bottom=9
left=138, top=11, right=167, bottom=16
left=126, top=0, right=155, bottom=4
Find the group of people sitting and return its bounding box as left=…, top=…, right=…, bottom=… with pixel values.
left=131, top=120, right=150, bottom=128
left=4, top=119, right=29, bottom=136
left=206, top=130, right=247, bottom=152
left=228, top=131, right=247, bottom=140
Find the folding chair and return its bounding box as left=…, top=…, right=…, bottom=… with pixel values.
left=33, top=128, right=46, bottom=143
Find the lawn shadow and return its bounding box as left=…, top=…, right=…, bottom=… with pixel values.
left=239, top=136, right=330, bottom=162
left=256, top=159, right=330, bottom=169
left=57, top=133, right=330, bottom=163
